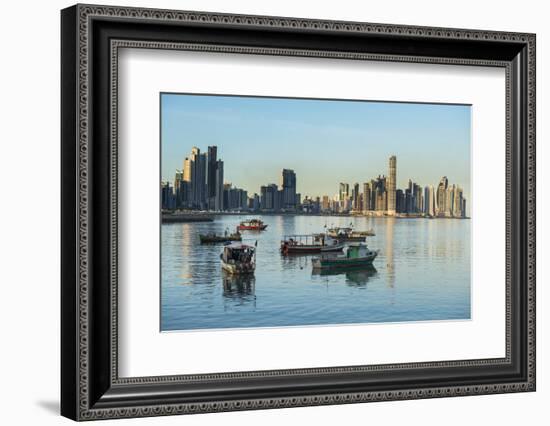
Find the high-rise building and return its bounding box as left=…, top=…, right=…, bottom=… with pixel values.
left=362, top=182, right=371, bottom=212
left=445, top=184, right=454, bottom=217
left=260, top=184, right=279, bottom=211
left=339, top=183, right=349, bottom=202
left=206, top=146, right=218, bottom=209
left=181, top=146, right=226, bottom=211
left=174, top=170, right=192, bottom=209
left=396, top=189, right=404, bottom=213
left=183, top=156, right=193, bottom=205
left=453, top=186, right=464, bottom=218
left=161, top=182, right=175, bottom=210
left=372, top=176, right=387, bottom=211
left=250, top=193, right=260, bottom=211
left=214, top=160, right=224, bottom=211
left=425, top=185, right=435, bottom=216
left=414, top=183, right=423, bottom=213
left=223, top=184, right=248, bottom=211
left=281, top=169, right=297, bottom=210
left=387, top=155, right=397, bottom=215
left=321, top=195, right=330, bottom=212
left=436, top=176, right=448, bottom=216
left=186, top=147, right=207, bottom=209
left=174, top=170, right=183, bottom=208
left=352, top=183, right=360, bottom=211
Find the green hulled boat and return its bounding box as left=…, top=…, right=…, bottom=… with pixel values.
left=311, top=243, right=378, bottom=270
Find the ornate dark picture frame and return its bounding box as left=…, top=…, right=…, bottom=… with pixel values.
left=61, top=3, right=536, bottom=421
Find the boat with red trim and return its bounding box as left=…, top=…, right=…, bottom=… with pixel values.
left=237, top=218, right=268, bottom=231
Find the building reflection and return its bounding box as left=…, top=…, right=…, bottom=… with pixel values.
left=176, top=223, right=196, bottom=283
left=176, top=222, right=224, bottom=286
left=385, top=217, right=395, bottom=289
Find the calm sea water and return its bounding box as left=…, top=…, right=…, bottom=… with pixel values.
left=161, top=215, right=470, bottom=331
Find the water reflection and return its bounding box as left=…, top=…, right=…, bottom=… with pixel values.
left=161, top=215, right=471, bottom=331
left=384, top=217, right=395, bottom=288
left=222, top=272, right=256, bottom=297
left=312, top=265, right=378, bottom=287
left=280, top=252, right=310, bottom=270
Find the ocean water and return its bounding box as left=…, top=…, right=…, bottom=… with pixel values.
left=161, top=215, right=470, bottom=331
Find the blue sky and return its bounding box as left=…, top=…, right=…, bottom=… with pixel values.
left=161, top=93, right=471, bottom=203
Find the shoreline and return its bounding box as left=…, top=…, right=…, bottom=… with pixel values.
left=161, top=211, right=470, bottom=223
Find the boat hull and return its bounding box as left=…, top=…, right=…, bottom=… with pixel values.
left=335, top=236, right=366, bottom=242
left=221, top=261, right=255, bottom=275
left=237, top=225, right=268, bottom=231
left=282, top=243, right=345, bottom=254
left=312, top=253, right=378, bottom=270
left=199, top=235, right=242, bottom=244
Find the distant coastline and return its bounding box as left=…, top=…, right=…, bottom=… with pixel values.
left=161, top=210, right=470, bottom=223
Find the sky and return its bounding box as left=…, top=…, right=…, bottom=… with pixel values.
left=161, top=93, right=471, bottom=205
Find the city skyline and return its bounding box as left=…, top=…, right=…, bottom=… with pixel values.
left=162, top=148, right=467, bottom=218
left=161, top=93, right=471, bottom=210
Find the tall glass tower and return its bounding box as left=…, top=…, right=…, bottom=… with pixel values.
left=387, top=155, right=397, bottom=215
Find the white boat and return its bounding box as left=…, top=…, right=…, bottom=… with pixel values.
left=280, top=234, right=345, bottom=255
left=312, top=243, right=378, bottom=270
left=326, top=225, right=375, bottom=240
left=220, top=242, right=256, bottom=274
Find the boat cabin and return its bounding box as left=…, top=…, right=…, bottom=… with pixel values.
left=221, top=243, right=255, bottom=263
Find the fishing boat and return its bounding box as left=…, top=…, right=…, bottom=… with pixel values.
left=326, top=225, right=375, bottom=240
left=199, top=228, right=241, bottom=244
left=220, top=242, right=256, bottom=274
left=311, top=243, right=378, bottom=270
left=280, top=234, right=345, bottom=255
left=237, top=218, right=268, bottom=231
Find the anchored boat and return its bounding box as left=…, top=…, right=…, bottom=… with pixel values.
left=220, top=242, right=256, bottom=274
left=280, top=234, right=345, bottom=255
left=199, top=228, right=242, bottom=244
left=237, top=218, right=268, bottom=231
left=311, top=243, right=378, bottom=270
left=326, top=226, right=375, bottom=241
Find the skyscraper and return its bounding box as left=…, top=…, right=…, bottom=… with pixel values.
left=186, top=147, right=207, bottom=209
left=161, top=182, right=175, bottom=210
left=214, top=159, right=224, bottom=211
left=339, top=183, right=349, bottom=202
left=321, top=195, right=330, bottom=212
left=423, top=185, right=435, bottom=216
left=453, top=186, right=464, bottom=218
left=174, top=170, right=183, bottom=208
left=281, top=169, right=297, bottom=210
left=436, top=176, right=448, bottom=216
left=183, top=156, right=193, bottom=205
left=352, top=182, right=360, bottom=211
left=387, top=155, right=397, bottom=215
left=396, top=189, right=404, bottom=213
left=363, top=182, right=371, bottom=212
left=414, top=183, right=423, bottom=213
left=206, top=146, right=218, bottom=209
left=445, top=184, right=454, bottom=217
left=260, top=184, right=279, bottom=211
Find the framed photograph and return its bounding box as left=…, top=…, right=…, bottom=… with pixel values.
left=61, top=4, right=536, bottom=421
